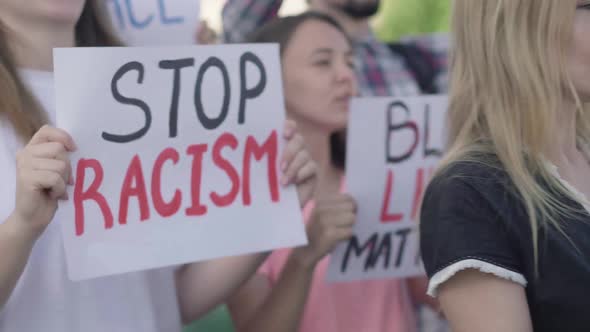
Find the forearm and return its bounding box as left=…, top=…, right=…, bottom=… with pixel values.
left=0, top=214, right=38, bottom=310
left=222, top=0, right=284, bottom=43
left=176, top=252, right=269, bottom=323
left=239, top=250, right=315, bottom=332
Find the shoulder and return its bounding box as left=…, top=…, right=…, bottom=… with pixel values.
left=425, top=157, right=517, bottom=213
left=420, top=157, right=529, bottom=296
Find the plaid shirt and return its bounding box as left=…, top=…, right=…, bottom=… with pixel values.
left=222, top=0, right=449, bottom=97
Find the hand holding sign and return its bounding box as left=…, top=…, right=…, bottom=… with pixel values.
left=280, top=121, right=317, bottom=208
left=293, top=194, right=356, bottom=268
left=11, top=126, right=76, bottom=237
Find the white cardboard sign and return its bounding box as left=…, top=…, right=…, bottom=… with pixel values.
left=54, top=44, right=307, bottom=280
left=327, top=96, right=447, bottom=282
left=106, top=0, right=200, bottom=45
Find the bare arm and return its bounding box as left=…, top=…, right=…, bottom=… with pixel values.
left=228, top=251, right=315, bottom=332
left=438, top=270, right=533, bottom=332
left=0, top=215, right=38, bottom=308
left=176, top=121, right=317, bottom=323
left=175, top=252, right=268, bottom=323
left=228, top=194, right=356, bottom=332
left=0, top=126, right=74, bottom=310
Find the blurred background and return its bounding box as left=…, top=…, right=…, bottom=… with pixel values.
left=201, top=0, right=449, bottom=41
left=201, top=0, right=307, bottom=32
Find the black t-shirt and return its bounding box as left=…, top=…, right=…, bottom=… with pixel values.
left=420, top=158, right=590, bottom=331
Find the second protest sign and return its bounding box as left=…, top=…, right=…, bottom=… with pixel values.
left=327, top=96, right=447, bottom=282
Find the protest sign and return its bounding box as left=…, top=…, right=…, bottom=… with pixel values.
left=54, top=44, right=307, bottom=281
left=327, top=96, right=447, bottom=282
left=106, top=0, right=200, bottom=45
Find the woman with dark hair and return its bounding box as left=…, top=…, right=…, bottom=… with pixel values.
left=0, top=1, right=316, bottom=330
left=227, top=13, right=416, bottom=332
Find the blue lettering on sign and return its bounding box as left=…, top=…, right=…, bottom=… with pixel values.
left=109, top=0, right=126, bottom=29
left=158, top=0, right=185, bottom=25
left=108, top=0, right=185, bottom=30
left=126, top=0, right=154, bottom=29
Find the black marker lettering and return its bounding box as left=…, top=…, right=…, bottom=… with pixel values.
left=238, top=52, right=267, bottom=124
left=104, top=61, right=152, bottom=143
left=194, top=57, right=231, bottom=130
left=159, top=58, right=195, bottom=137
left=423, top=104, right=443, bottom=158
left=386, top=101, right=419, bottom=164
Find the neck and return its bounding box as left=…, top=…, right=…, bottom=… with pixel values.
left=2, top=15, right=76, bottom=71
left=292, top=118, right=343, bottom=197
left=309, top=3, right=372, bottom=40
left=545, top=101, right=580, bottom=164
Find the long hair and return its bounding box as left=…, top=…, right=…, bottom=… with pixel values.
left=439, top=0, right=588, bottom=265
left=0, top=0, right=120, bottom=141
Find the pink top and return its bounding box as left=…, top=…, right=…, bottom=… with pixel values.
left=258, top=200, right=417, bottom=332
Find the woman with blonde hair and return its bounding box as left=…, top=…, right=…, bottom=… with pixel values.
left=420, top=0, right=590, bottom=331
left=0, top=0, right=316, bottom=330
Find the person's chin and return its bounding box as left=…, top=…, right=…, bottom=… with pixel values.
left=330, top=112, right=349, bottom=129
left=42, top=1, right=85, bottom=24
left=334, top=101, right=351, bottom=114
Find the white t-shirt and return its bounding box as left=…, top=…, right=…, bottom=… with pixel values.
left=0, top=70, right=183, bottom=332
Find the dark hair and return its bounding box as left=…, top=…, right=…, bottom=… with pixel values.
left=330, top=130, right=347, bottom=170
left=76, top=1, right=122, bottom=47
left=247, top=11, right=351, bottom=56
left=248, top=12, right=351, bottom=170
left=0, top=0, right=121, bottom=141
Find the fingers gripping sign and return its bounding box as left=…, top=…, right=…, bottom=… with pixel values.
left=280, top=120, right=317, bottom=208
left=53, top=44, right=310, bottom=280
left=293, top=194, right=357, bottom=268
left=14, top=125, right=76, bottom=235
